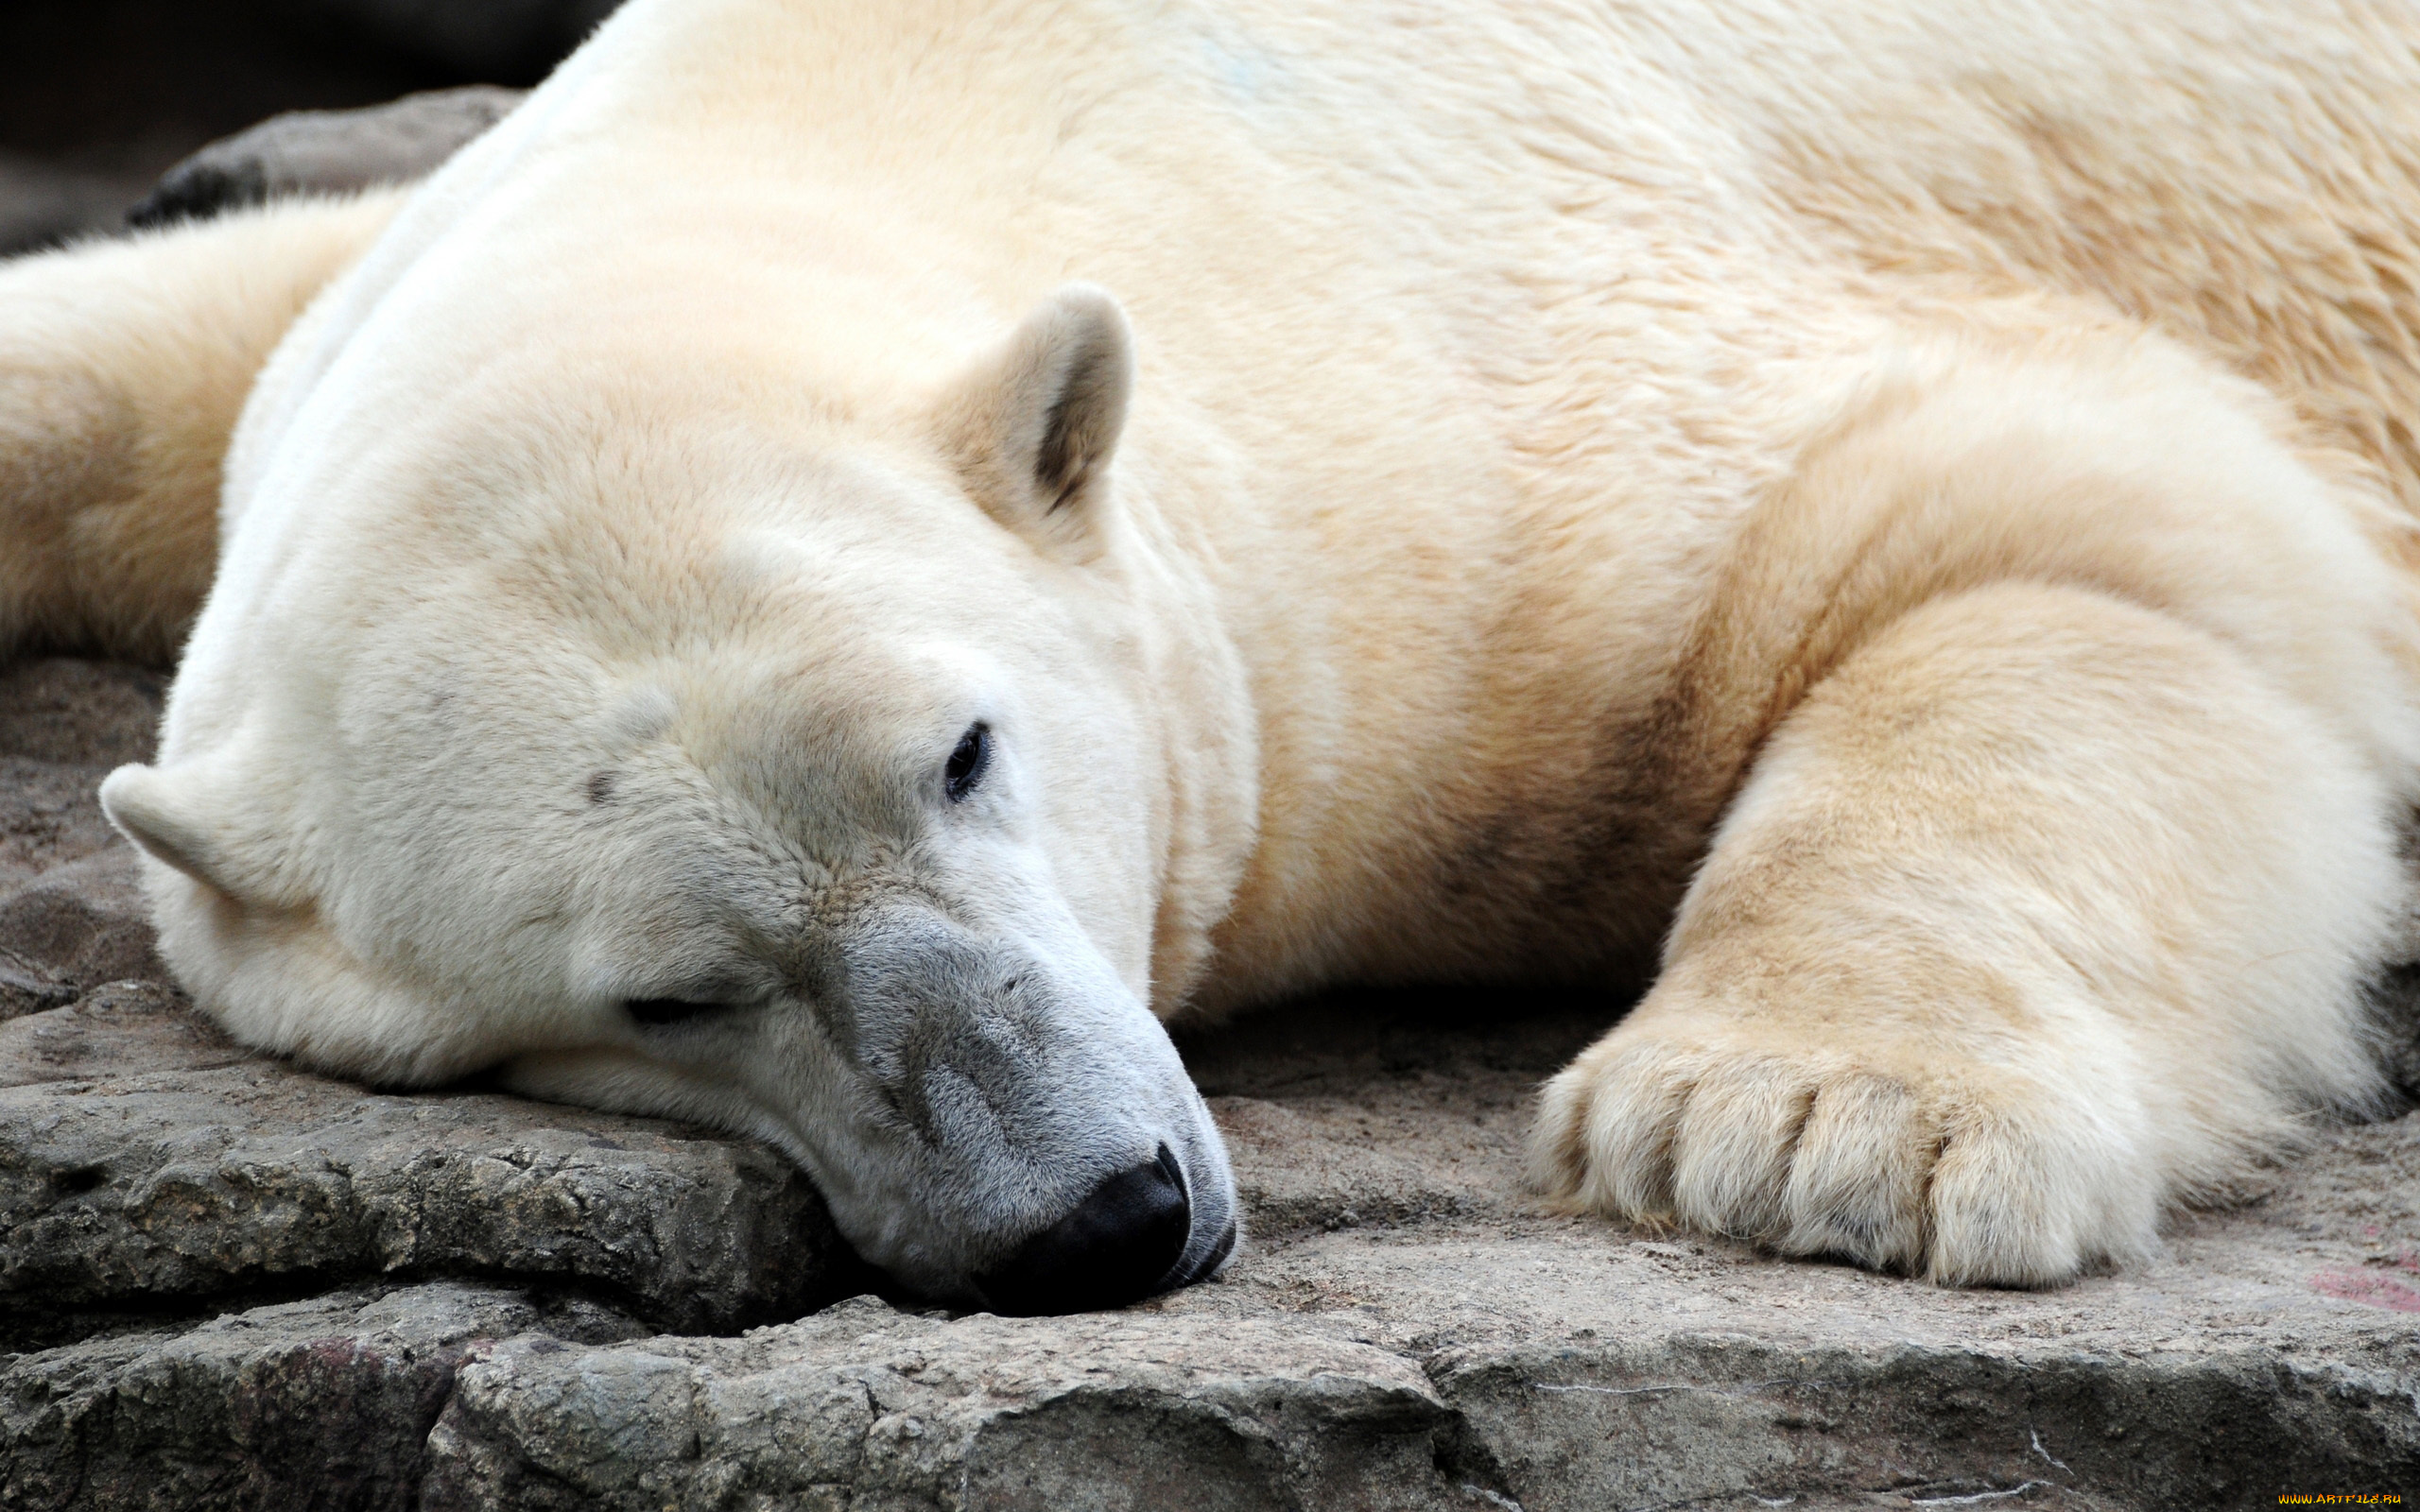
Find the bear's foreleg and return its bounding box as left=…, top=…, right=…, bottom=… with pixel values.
left=1529, top=578, right=2408, bottom=1284
left=0, top=191, right=401, bottom=664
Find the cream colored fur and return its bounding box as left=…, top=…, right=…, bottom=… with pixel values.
left=5, top=0, right=2419, bottom=1291
left=0, top=194, right=404, bottom=662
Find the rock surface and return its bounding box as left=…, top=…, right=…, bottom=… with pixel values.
left=0, top=1000, right=854, bottom=1340
left=0, top=1281, right=647, bottom=1512
left=0, top=664, right=2414, bottom=1511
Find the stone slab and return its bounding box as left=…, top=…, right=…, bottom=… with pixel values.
left=0, top=987, right=857, bottom=1340
left=422, top=1297, right=1462, bottom=1512
left=0, top=1280, right=647, bottom=1512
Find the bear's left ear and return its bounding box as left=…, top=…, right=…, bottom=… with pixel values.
left=935, top=284, right=1133, bottom=557
left=99, top=762, right=255, bottom=902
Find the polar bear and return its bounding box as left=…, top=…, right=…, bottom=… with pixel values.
left=5, top=0, right=2420, bottom=1311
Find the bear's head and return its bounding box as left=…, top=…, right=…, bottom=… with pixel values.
left=96, top=280, right=1253, bottom=1314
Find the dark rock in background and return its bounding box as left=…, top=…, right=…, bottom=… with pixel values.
left=130, top=86, right=525, bottom=227
left=0, top=0, right=607, bottom=255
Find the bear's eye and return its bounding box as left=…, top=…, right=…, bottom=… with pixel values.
left=944, top=722, right=991, bottom=802
left=625, top=997, right=728, bottom=1028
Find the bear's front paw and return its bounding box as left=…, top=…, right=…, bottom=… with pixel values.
left=1525, top=1019, right=2163, bottom=1285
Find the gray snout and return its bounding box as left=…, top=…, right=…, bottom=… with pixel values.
left=805, top=904, right=1240, bottom=1310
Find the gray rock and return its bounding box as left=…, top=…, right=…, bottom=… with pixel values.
left=128, top=87, right=527, bottom=228
left=0, top=950, right=75, bottom=1022
left=0, top=762, right=139, bottom=902
left=0, top=979, right=242, bottom=1091
left=0, top=991, right=856, bottom=1338
left=1431, top=1332, right=2417, bottom=1511
left=0, top=851, right=164, bottom=999
left=0, top=1280, right=647, bottom=1512
left=419, top=1297, right=1463, bottom=1512
left=0, top=660, right=170, bottom=989
left=0, top=660, right=161, bottom=771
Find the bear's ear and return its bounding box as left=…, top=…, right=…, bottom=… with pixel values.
left=99, top=763, right=246, bottom=898
left=936, top=284, right=1133, bottom=555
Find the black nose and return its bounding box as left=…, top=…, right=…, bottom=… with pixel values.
left=975, top=1143, right=1193, bottom=1315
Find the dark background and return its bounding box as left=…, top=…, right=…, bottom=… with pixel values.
left=0, top=0, right=618, bottom=254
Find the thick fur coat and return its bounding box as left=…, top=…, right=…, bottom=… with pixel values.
left=5, top=0, right=2419, bottom=1300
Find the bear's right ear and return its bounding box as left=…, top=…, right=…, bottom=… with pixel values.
left=934, top=283, right=1133, bottom=558
left=99, top=764, right=248, bottom=899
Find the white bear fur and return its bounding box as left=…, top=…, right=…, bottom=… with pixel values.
left=5, top=0, right=2420, bottom=1290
